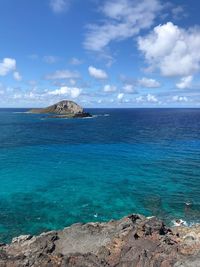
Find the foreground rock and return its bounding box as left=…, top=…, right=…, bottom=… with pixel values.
left=0, top=215, right=199, bottom=267
left=29, top=100, right=92, bottom=118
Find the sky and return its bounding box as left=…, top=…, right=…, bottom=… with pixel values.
left=0, top=0, right=200, bottom=108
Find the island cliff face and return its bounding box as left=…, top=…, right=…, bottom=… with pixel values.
left=29, top=100, right=91, bottom=118
left=0, top=214, right=199, bottom=267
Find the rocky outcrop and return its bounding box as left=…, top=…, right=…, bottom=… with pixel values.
left=0, top=214, right=199, bottom=266
left=29, top=100, right=92, bottom=118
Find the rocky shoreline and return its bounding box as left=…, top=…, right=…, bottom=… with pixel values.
left=0, top=214, right=199, bottom=266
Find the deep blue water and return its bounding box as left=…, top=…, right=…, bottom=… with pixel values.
left=0, top=108, right=200, bottom=242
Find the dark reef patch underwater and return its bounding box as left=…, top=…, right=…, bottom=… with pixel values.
left=0, top=108, right=200, bottom=242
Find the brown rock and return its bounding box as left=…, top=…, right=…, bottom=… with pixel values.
left=0, top=214, right=199, bottom=266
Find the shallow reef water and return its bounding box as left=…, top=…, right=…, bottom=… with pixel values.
left=0, top=108, right=200, bottom=242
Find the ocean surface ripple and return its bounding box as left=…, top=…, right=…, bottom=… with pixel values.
left=0, top=108, right=200, bottom=242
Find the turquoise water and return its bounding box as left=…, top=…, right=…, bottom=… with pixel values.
left=0, top=108, right=200, bottom=242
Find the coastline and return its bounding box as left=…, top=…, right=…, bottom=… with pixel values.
left=0, top=214, right=199, bottom=267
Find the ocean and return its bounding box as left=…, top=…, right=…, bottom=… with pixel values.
left=0, top=108, right=200, bottom=242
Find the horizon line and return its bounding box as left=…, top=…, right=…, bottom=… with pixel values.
left=1, top=107, right=200, bottom=109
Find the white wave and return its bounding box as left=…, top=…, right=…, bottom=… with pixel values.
left=91, top=114, right=110, bottom=118
left=172, top=219, right=188, bottom=227
left=172, top=219, right=200, bottom=227
left=82, top=116, right=96, bottom=119
left=82, top=114, right=109, bottom=119
left=13, top=112, right=27, bottom=114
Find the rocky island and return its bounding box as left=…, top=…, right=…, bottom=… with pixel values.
left=0, top=214, right=199, bottom=267
left=29, top=100, right=92, bottom=118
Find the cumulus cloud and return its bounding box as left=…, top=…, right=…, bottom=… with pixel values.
left=3, top=87, right=39, bottom=101
left=176, top=76, right=193, bottom=89
left=147, top=93, right=158, bottom=102
left=138, top=22, right=200, bottom=77
left=45, top=70, right=80, bottom=80
left=103, top=84, right=116, bottom=92
left=88, top=66, right=108, bottom=80
left=48, top=86, right=82, bottom=98
left=49, top=0, right=70, bottom=13
left=0, top=83, right=84, bottom=106
left=123, top=84, right=135, bottom=93
left=117, top=93, right=124, bottom=101
left=138, top=77, right=160, bottom=88
left=172, top=95, right=188, bottom=102
left=0, top=58, right=16, bottom=76
left=13, top=71, right=22, bottom=81
left=136, top=94, right=158, bottom=103
left=0, top=83, right=5, bottom=95
left=135, top=96, right=143, bottom=103
left=84, top=0, right=162, bottom=52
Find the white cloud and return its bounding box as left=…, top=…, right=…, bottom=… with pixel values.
left=147, top=93, right=158, bottom=102
left=48, top=86, right=82, bottom=98
left=13, top=71, right=22, bottom=81
left=0, top=58, right=16, bottom=76
left=0, top=58, right=22, bottom=82
left=103, top=84, right=116, bottom=92
left=138, top=22, right=200, bottom=77
left=43, top=56, right=59, bottom=64
left=172, top=95, right=188, bottom=102
left=45, top=70, right=80, bottom=80
left=70, top=57, right=82, bottom=65
left=88, top=66, right=108, bottom=80
left=176, top=75, right=193, bottom=89
left=136, top=94, right=158, bottom=103
left=0, top=84, right=4, bottom=95
left=123, top=84, right=135, bottom=93
left=84, top=0, right=162, bottom=52
left=13, top=93, right=22, bottom=100
left=49, top=0, right=69, bottom=13
left=117, top=93, right=124, bottom=100
left=138, top=77, right=160, bottom=88
left=24, top=92, right=40, bottom=100
left=136, top=96, right=144, bottom=103
left=0, top=84, right=84, bottom=105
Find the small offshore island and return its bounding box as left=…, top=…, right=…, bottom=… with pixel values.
left=29, top=100, right=92, bottom=119
left=0, top=214, right=199, bottom=266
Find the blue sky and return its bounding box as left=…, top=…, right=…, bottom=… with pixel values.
left=0, top=0, right=200, bottom=107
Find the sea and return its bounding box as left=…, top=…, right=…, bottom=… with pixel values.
left=0, top=108, right=200, bottom=243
